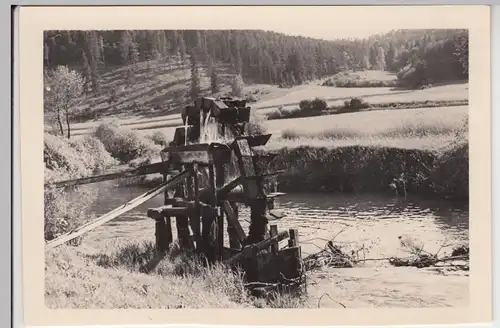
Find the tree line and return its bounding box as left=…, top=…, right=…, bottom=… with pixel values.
left=44, top=28, right=468, bottom=92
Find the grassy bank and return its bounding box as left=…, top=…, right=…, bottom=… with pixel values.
left=265, top=140, right=468, bottom=200
left=45, top=241, right=308, bottom=309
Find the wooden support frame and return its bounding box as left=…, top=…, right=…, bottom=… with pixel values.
left=225, top=230, right=289, bottom=265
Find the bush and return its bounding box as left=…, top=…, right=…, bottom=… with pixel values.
left=44, top=185, right=97, bottom=244
left=311, top=98, right=327, bottom=111
left=148, top=130, right=169, bottom=147
left=339, top=97, right=370, bottom=113
left=44, top=133, right=116, bottom=244
left=245, top=112, right=267, bottom=136
left=298, top=98, right=327, bottom=111
left=299, top=100, right=312, bottom=110
left=44, top=133, right=116, bottom=179
left=93, top=122, right=161, bottom=163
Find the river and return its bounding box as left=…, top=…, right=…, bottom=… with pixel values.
left=78, top=181, right=470, bottom=308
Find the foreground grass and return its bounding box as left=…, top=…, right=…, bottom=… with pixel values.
left=45, top=241, right=309, bottom=309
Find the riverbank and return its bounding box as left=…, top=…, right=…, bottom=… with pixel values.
left=45, top=191, right=469, bottom=309
left=265, top=140, right=468, bottom=201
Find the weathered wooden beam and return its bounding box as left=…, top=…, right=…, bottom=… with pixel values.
left=191, top=164, right=202, bottom=253
left=215, top=163, right=225, bottom=262
left=225, top=230, right=289, bottom=265
left=45, top=170, right=191, bottom=249
left=232, top=134, right=272, bottom=148
left=147, top=206, right=189, bottom=217
left=278, top=247, right=303, bottom=280
left=226, top=201, right=242, bottom=250
left=162, top=143, right=232, bottom=166
left=288, top=229, right=299, bottom=247
left=269, top=225, right=279, bottom=255
left=233, top=139, right=262, bottom=199
left=45, top=162, right=178, bottom=188
left=222, top=201, right=246, bottom=243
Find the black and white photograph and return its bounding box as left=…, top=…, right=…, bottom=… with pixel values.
left=27, top=6, right=490, bottom=320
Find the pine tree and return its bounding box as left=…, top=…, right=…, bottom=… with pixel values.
left=179, top=36, right=187, bottom=62
left=231, top=74, right=244, bottom=97
left=386, top=43, right=396, bottom=71
left=189, top=52, right=201, bottom=101
left=210, top=68, right=220, bottom=95
left=369, top=45, right=378, bottom=69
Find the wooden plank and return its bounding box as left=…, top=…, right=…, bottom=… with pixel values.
left=270, top=225, right=278, bottom=255
left=226, top=202, right=242, bottom=250
left=215, top=164, right=225, bottom=262
left=233, top=139, right=261, bottom=199
left=225, top=230, right=289, bottom=265
left=288, top=229, right=299, bottom=247
left=222, top=201, right=246, bottom=243
left=232, top=134, right=272, bottom=148
left=202, top=165, right=217, bottom=262
left=191, top=164, right=202, bottom=252
left=45, top=162, right=178, bottom=188
left=45, top=170, right=190, bottom=249
left=147, top=206, right=189, bottom=217
left=154, top=217, right=171, bottom=252
left=278, top=246, right=303, bottom=280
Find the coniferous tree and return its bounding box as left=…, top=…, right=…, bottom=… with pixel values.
left=210, top=68, right=220, bottom=95
left=189, top=52, right=201, bottom=101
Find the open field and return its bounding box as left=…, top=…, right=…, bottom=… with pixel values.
left=264, top=105, right=468, bottom=149
left=68, top=104, right=469, bottom=150
left=47, top=66, right=468, bottom=138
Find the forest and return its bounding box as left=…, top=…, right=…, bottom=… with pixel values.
left=44, top=28, right=469, bottom=94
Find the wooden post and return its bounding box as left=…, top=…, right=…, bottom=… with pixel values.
left=280, top=228, right=302, bottom=281
left=270, top=224, right=278, bottom=255
left=162, top=174, right=173, bottom=251
left=202, top=164, right=217, bottom=262
left=223, top=201, right=244, bottom=249
left=191, top=164, right=202, bottom=253
left=215, top=163, right=225, bottom=262
left=175, top=167, right=193, bottom=251
left=184, top=164, right=196, bottom=251
left=150, top=213, right=171, bottom=252
left=288, top=229, right=299, bottom=247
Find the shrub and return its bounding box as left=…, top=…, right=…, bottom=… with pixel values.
left=339, top=97, right=370, bottom=113
left=94, top=122, right=161, bottom=163
left=311, top=98, right=327, bottom=111
left=148, top=130, right=169, bottom=147
left=245, top=112, right=267, bottom=136
left=44, top=185, right=97, bottom=244
left=299, top=100, right=312, bottom=110
left=44, top=133, right=116, bottom=244
left=44, top=133, right=116, bottom=178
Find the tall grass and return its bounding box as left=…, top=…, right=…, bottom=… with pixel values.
left=45, top=241, right=309, bottom=309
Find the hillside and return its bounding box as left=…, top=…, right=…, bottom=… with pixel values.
left=44, top=28, right=468, bottom=137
